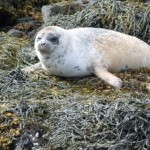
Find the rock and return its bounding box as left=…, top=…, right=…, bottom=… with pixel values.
left=42, top=1, right=83, bottom=23
left=15, top=17, right=42, bottom=31
left=7, top=29, right=24, bottom=38
left=145, top=83, right=150, bottom=93
left=146, top=0, right=150, bottom=4
left=41, top=5, right=52, bottom=23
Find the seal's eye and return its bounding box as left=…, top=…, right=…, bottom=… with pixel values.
left=50, top=36, right=58, bottom=43
left=47, top=34, right=59, bottom=45
left=37, top=36, right=41, bottom=42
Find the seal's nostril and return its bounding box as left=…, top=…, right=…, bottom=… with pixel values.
left=41, top=42, right=47, bottom=46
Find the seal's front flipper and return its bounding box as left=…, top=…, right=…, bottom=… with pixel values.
left=22, top=62, right=42, bottom=74
left=93, top=68, right=122, bottom=89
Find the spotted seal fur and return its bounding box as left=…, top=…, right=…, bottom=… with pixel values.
left=22, top=26, right=150, bottom=88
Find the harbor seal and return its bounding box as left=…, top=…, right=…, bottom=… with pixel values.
left=23, top=26, right=150, bottom=89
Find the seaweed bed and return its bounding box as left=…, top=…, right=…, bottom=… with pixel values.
left=0, top=69, right=150, bottom=150
left=45, top=0, right=150, bottom=44
left=0, top=0, right=150, bottom=150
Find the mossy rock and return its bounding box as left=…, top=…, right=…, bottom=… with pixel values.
left=0, top=0, right=69, bottom=27
left=0, top=32, right=29, bottom=70
left=0, top=0, right=50, bottom=27
left=51, top=1, right=83, bottom=15
left=45, top=0, right=150, bottom=43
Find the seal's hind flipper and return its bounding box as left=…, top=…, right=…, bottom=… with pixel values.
left=93, top=68, right=122, bottom=89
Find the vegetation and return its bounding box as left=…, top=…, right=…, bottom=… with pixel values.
left=0, top=0, right=150, bottom=149
left=45, top=0, right=150, bottom=43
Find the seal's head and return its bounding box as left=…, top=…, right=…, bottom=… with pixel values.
left=35, top=26, right=69, bottom=60
left=35, top=26, right=60, bottom=55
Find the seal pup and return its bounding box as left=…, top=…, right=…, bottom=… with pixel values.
left=23, top=26, right=150, bottom=89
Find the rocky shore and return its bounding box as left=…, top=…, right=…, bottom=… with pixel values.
left=0, top=0, right=150, bottom=150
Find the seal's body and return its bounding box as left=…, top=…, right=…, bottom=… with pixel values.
left=23, top=26, right=150, bottom=88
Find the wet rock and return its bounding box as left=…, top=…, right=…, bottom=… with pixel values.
left=42, top=1, right=83, bottom=23
left=7, top=29, right=25, bottom=38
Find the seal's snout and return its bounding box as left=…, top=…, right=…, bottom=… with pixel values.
left=40, top=41, right=47, bottom=47
left=37, top=41, right=48, bottom=53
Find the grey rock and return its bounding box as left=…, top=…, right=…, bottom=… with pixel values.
left=41, top=2, right=83, bottom=23
left=146, top=0, right=150, bottom=4
left=41, top=5, right=52, bottom=23
left=7, top=29, right=24, bottom=38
